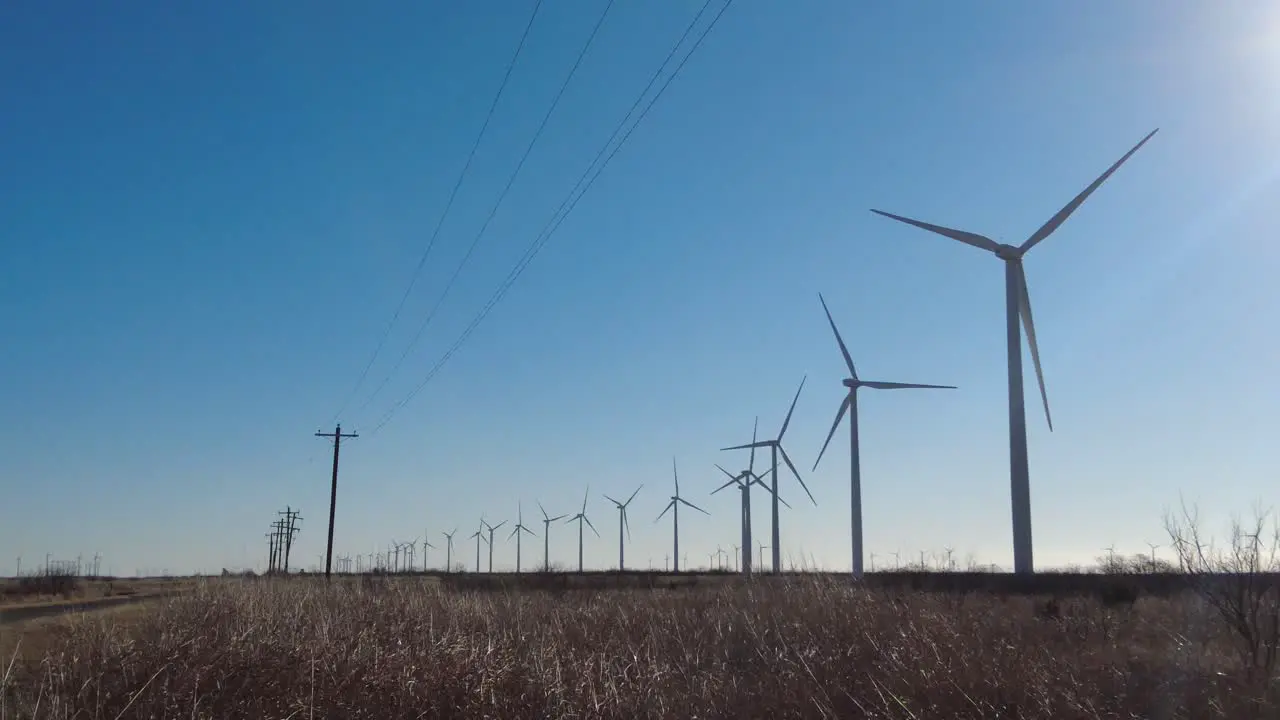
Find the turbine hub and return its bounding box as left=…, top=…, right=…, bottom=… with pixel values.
left=995, top=243, right=1021, bottom=260
left=842, top=378, right=857, bottom=388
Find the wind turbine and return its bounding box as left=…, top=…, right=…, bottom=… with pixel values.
left=420, top=532, right=436, bottom=571
left=537, top=502, right=567, bottom=572
left=441, top=528, right=456, bottom=572
left=870, top=128, right=1157, bottom=574
left=812, top=293, right=956, bottom=580
left=604, top=486, right=643, bottom=571
left=566, top=487, right=599, bottom=573
left=713, top=464, right=785, bottom=574
left=470, top=519, right=484, bottom=572
left=508, top=504, right=537, bottom=574
left=656, top=458, right=708, bottom=573
left=483, top=520, right=507, bottom=573
left=722, top=377, right=815, bottom=574
left=711, top=417, right=772, bottom=574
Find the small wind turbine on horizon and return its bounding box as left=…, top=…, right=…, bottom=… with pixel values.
left=566, top=487, right=599, bottom=573
left=812, top=293, right=956, bottom=580
left=870, top=128, right=1158, bottom=574
left=470, top=519, right=484, bottom=572
left=538, top=502, right=567, bottom=572
left=508, top=503, right=537, bottom=574
left=722, top=378, right=815, bottom=574
left=441, top=528, right=457, bottom=572
left=656, top=458, right=708, bottom=573
left=604, top=486, right=643, bottom=571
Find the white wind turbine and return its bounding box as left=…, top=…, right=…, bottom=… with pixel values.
left=812, top=293, right=956, bottom=580
left=566, top=487, right=599, bottom=573
left=722, top=378, right=816, bottom=573
left=537, top=502, right=568, bottom=572
left=420, top=531, right=436, bottom=570
left=870, top=129, right=1157, bottom=574
left=604, top=486, right=643, bottom=571
left=656, top=458, right=709, bottom=573
left=508, top=503, right=537, bottom=574
left=713, top=463, right=782, bottom=575
left=441, top=528, right=457, bottom=572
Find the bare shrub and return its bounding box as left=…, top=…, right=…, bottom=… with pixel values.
left=1166, top=500, right=1280, bottom=678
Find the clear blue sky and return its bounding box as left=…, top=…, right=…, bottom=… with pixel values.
left=3, top=1, right=1278, bottom=576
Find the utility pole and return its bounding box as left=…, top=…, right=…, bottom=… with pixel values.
left=279, top=507, right=302, bottom=573
left=316, top=424, right=358, bottom=580
left=266, top=531, right=277, bottom=573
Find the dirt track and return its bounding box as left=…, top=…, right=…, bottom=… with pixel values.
left=0, top=593, right=174, bottom=626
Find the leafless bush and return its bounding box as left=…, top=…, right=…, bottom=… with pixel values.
left=1166, top=500, right=1280, bottom=678
left=3, top=569, right=80, bottom=600
left=1, top=576, right=1274, bottom=718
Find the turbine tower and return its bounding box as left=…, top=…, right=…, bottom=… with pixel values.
left=508, top=503, right=537, bottom=574
left=470, top=518, right=484, bottom=572
left=656, top=458, right=708, bottom=573
left=420, top=532, right=436, bottom=571
left=441, top=528, right=457, bottom=572
left=713, top=464, right=783, bottom=574
left=604, top=486, right=643, bottom=571
left=722, top=377, right=815, bottom=573
left=813, top=293, right=957, bottom=580
left=538, top=502, right=567, bottom=572
left=566, top=487, right=599, bottom=573
left=870, top=128, right=1157, bottom=574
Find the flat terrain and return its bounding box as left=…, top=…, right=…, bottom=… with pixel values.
left=1, top=574, right=1273, bottom=718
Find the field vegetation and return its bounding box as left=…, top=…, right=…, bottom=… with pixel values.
left=3, top=573, right=1277, bottom=719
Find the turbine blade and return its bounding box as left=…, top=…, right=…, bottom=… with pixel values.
left=538, top=501, right=549, bottom=521
left=624, top=511, right=631, bottom=542
left=778, top=376, right=806, bottom=440
left=711, top=477, right=739, bottom=495
left=550, top=514, right=568, bottom=522
left=603, top=494, right=621, bottom=507
left=656, top=500, right=674, bottom=522
left=722, top=441, right=772, bottom=452
left=714, top=464, right=737, bottom=481
left=870, top=209, right=1001, bottom=253
left=624, top=485, right=642, bottom=507
left=748, top=416, right=759, bottom=474
left=818, top=293, right=857, bottom=378
left=585, top=516, right=600, bottom=536
left=582, top=486, right=590, bottom=513
left=565, top=515, right=578, bottom=526
left=677, top=497, right=710, bottom=515
left=1019, top=129, right=1158, bottom=253
left=1017, top=265, right=1053, bottom=431
left=861, top=381, right=957, bottom=390
left=779, top=445, right=816, bottom=505
left=751, top=467, right=774, bottom=482
left=523, top=525, right=537, bottom=537
left=672, top=457, right=679, bottom=495
left=495, top=521, right=508, bottom=531
left=813, top=394, right=852, bottom=472
left=508, top=526, right=519, bottom=540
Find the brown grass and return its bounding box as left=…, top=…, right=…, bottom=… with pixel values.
left=0, top=577, right=186, bottom=610
left=1, top=575, right=1275, bottom=718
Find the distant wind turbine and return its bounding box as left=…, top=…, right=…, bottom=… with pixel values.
left=470, top=518, right=484, bottom=572
left=722, top=377, right=815, bottom=574
left=604, top=486, right=643, bottom=571
left=508, top=504, right=537, bottom=574
left=813, top=293, right=956, bottom=580
left=870, top=128, right=1157, bottom=574
left=483, top=520, right=507, bottom=573
left=566, top=487, right=599, bottom=573
left=441, top=528, right=457, bottom=572
left=537, top=502, right=567, bottom=572
left=714, top=464, right=786, bottom=575
left=656, top=458, right=708, bottom=573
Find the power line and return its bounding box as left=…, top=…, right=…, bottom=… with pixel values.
left=352, top=0, right=619, bottom=422
left=368, top=0, right=734, bottom=435
left=330, top=0, right=546, bottom=424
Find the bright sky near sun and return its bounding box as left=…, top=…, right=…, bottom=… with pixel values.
left=3, top=1, right=1279, bottom=576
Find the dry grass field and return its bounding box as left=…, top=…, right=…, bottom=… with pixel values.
left=2, top=574, right=1275, bottom=719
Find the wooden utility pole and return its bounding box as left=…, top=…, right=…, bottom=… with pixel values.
left=279, top=507, right=302, bottom=573
left=316, top=424, right=358, bottom=579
